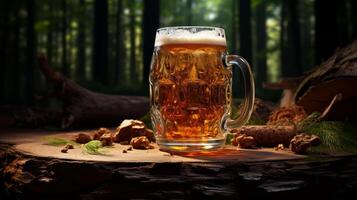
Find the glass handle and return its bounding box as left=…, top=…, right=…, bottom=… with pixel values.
left=224, top=55, right=255, bottom=130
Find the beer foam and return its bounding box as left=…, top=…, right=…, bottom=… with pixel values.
left=155, top=29, right=227, bottom=47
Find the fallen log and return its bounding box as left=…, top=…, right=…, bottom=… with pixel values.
left=14, top=54, right=150, bottom=129
left=263, top=40, right=357, bottom=120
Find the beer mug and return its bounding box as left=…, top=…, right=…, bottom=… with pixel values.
left=149, top=26, right=254, bottom=152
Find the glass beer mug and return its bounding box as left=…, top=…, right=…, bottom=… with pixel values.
left=149, top=26, right=255, bottom=152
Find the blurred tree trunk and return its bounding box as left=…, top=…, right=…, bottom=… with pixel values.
left=0, top=2, right=9, bottom=101
left=115, top=0, right=125, bottom=84
left=231, top=0, right=240, bottom=96
left=239, top=0, right=253, bottom=65
left=280, top=0, right=286, bottom=74
left=143, top=0, right=159, bottom=88
left=315, top=0, right=349, bottom=64
left=129, top=0, right=137, bottom=83
left=26, top=0, right=36, bottom=104
left=281, top=0, right=302, bottom=77
left=13, top=3, right=20, bottom=101
left=53, top=1, right=60, bottom=70
left=0, top=2, right=18, bottom=101
left=67, top=3, right=74, bottom=74
left=93, top=0, right=109, bottom=84
left=300, top=0, right=313, bottom=71
left=254, top=0, right=267, bottom=87
left=47, top=1, right=53, bottom=67
left=350, top=0, right=357, bottom=39
left=288, top=0, right=302, bottom=76
left=186, top=0, right=193, bottom=25
left=76, top=0, right=86, bottom=81
left=231, top=0, right=238, bottom=54
left=62, top=0, right=68, bottom=76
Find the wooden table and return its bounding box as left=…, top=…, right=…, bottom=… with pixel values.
left=1, top=127, right=357, bottom=199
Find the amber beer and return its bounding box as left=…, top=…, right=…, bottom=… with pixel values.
left=150, top=27, right=254, bottom=152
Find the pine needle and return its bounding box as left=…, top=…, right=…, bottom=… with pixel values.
left=298, top=113, right=357, bottom=153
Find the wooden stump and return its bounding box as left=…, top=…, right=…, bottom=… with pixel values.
left=1, top=129, right=357, bottom=199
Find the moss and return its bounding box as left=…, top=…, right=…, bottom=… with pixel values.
left=298, top=113, right=357, bottom=154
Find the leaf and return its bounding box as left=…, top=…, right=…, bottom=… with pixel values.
left=82, top=140, right=106, bottom=155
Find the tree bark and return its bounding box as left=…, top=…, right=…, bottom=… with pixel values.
left=93, top=0, right=109, bottom=84
left=232, top=125, right=297, bottom=147
left=143, top=0, right=160, bottom=89
left=239, top=0, right=253, bottom=65
left=254, top=0, right=267, bottom=87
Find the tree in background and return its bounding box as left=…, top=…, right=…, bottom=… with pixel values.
left=129, top=0, right=137, bottom=84
left=254, top=0, right=267, bottom=87
left=299, top=0, right=314, bottom=72
left=115, top=0, right=125, bottom=84
left=231, top=0, right=238, bottom=54
left=46, top=1, right=53, bottom=68
left=315, top=0, right=351, bottom=64
left=1, top=0, right=357, bottom=105
left=142, top=0, right=159, bottom=88
left=62, top=0, right=68, bottom=76
left=93, top=0, right=109, bottom=84
left=76, top=0, right=86, bottom=81
left=239, top=0, right=253, bottom=65
left=280, top=0, right=302, bottom=77
left=26, top=0, right=36, bottom=104
left=186, top=0, right=193, bottom=25
left=93, top=0, right=109, bottom=85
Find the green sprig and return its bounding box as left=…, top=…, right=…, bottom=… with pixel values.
left=82, top=140, right=106, bottom=155
left=297, top=113, right=357, bottom=153
left=43, top=137, right=76, bottom=146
